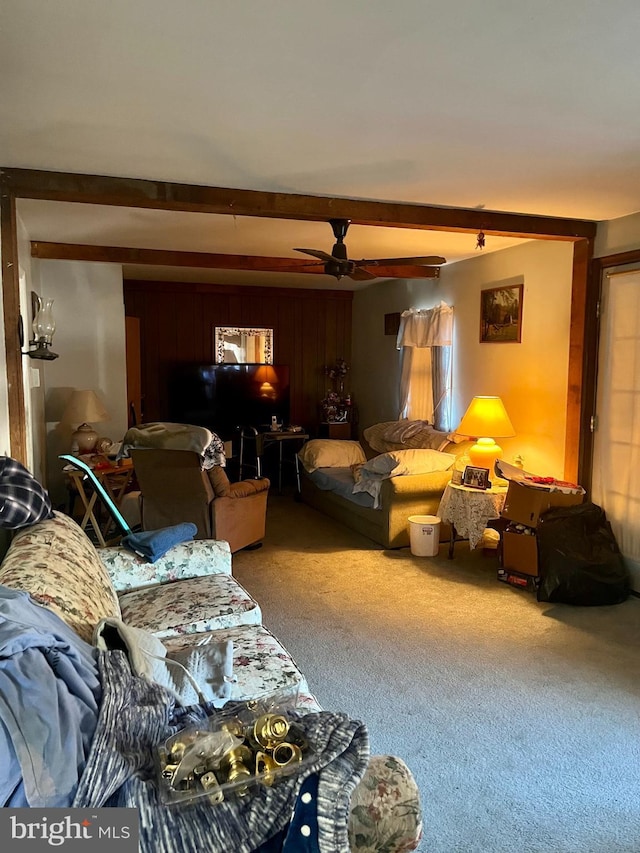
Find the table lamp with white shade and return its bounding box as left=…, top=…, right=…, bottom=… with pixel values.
left=62, top=390, right=110, bottom=454
left=456, top=395, right=515, bottom=473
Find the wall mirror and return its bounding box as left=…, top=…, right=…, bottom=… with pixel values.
left=214, top=327, right=274, bottom=364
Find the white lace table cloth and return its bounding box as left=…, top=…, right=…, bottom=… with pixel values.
left=437, top=483, right=508, bottom=549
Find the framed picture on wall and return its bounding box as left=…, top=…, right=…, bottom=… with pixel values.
left=480, top=283, right=523, bottom=343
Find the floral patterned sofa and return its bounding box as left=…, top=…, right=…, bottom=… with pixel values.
left=0, top=510, right=422, bottom=852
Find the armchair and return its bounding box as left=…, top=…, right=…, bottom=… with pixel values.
left=130, top=449, right=270, bottom=553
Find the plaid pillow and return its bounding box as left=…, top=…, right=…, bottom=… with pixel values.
left=0, top=457, right=54, bottom=529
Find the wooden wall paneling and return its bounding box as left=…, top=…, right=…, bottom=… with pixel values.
left=123, top=279, right=354, bottom=434
left=324, top=297, right=339, bottom=369
left=146, top=293, right=169, bottom=421
left=310, top=295, right=328, bottom=429
left=186, top=290, right=206, bottom=363
left=225, top=293, right=245, bottom=339
left=156, top=291, right=178, bottom=419
left=278, top=296, right=298, bottom=422
left=201, top=290, right=220, bottom=363
left=258, top=297, right=280, bottom=357
left=124, top=316, right=142, bottom=427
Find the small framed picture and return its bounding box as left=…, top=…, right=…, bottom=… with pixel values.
left=463, top=466, right=491, bottom=490
left=480, top=283, right=523, bottom=343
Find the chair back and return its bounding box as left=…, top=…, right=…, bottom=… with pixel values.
left=130, top=449, right=214, bottom=538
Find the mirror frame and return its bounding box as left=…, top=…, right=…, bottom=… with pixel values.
left=214, top=326, right=274, bottom=364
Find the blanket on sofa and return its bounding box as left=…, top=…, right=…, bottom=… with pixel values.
left=363, top=420, right=454, bottom=454
left=0, top=586, right=101, bottom=807
left=75, top=651, right=370, bottom=853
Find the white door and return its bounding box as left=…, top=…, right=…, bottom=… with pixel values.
left=591, top=267, right=640, bottom=592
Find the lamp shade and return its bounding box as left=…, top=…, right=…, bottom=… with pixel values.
left=457, top=396, right=515, bottom=439
left=62, top=390, right=110, bottom=425
left=254, top=365, right=279, bottom=400
left=62, top=390, right=110, bottom=454
left=254, top=365, right=278, bottom=384
left=457, top=396, right=515, bottom=473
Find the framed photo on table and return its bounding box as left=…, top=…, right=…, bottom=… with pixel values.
left=463, top=466, right=490, bottom=490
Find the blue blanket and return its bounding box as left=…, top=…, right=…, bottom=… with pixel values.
left=122, top=522, right=198, bottom=562
left=0, top=586, right=101, bottom=806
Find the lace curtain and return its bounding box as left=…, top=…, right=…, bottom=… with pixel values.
left=396, top=302, right=453, bottom=429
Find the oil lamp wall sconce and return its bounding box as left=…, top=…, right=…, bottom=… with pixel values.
left=21, top=292, right=59, bottom=360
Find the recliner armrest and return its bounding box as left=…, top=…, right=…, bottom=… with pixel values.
left=226, top=477, right=270, bottom=499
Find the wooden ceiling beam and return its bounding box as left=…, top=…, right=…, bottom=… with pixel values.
left=4, top=167, right=597, bottom=241
left=361, top=265, right=439, bottom=279
left=31, top=242, right=324, bottom=271
left=31, top=241, right=440, bottom=278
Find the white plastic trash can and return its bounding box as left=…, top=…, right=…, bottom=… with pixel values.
left=408, top=515, right=441, bottom=557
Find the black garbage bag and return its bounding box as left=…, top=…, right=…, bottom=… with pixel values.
left=536, top=501, right=630, bottom=606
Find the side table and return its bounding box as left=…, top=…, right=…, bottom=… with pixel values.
left=238, top=428, right=309, bottom=493
left=64, top=456, right=134, bottom=546
left=318, top=422, right=352, bottom=440
left=437, top=481, right=508, bottom=559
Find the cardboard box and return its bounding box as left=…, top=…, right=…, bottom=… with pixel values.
left=502, top=529, right=539, bottom=576
left=501, top=480, right=584, bottom=528
left=497, top=567, right=540, bottom=592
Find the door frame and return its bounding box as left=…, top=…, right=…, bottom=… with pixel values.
left=580, top=248, right=640, bottom=495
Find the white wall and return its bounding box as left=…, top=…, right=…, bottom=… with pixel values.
left=352, top=239, right=574, bottom=479
left=37, top=260, right=127, bottom=507
left=594, top=211, right=640, bottom=257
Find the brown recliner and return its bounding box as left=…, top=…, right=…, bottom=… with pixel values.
left=130, top=449, right=270, bottom=553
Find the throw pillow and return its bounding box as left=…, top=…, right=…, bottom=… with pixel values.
left=298, top=439, right=366, bottom=473
left=362, top=448, right=457, bottom=476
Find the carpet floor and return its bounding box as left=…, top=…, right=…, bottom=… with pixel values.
left=232, top=492, right=640, bottom=853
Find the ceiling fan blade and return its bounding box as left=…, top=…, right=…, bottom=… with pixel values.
left=357, top=255, right=447, bottom=266
left=348, top=267, right=378, bottom=281
left=294, top=248, right=337, bottom=263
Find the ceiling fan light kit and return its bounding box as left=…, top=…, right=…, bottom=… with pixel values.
left=293, top=219, right=446, bottom=282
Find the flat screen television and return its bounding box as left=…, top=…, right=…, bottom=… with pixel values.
left=168, top=363, right=290, bottom=440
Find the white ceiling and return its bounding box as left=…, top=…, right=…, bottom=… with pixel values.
left=3, top=0, right=640, bottom=288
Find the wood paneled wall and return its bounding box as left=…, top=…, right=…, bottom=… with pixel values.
left=123, top=280, right=353, bottom=434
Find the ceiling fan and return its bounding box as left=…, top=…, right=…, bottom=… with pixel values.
left=293, top=219, right=446, bottom=281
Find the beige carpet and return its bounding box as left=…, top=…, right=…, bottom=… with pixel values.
left=232, top=492, right=640, bottom=853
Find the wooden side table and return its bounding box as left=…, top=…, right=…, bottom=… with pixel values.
left=319, top=422, right=352, bottom=440
left=437, top=482, right=508, bottom=559
left=64, top=457, right=134, bottom=546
